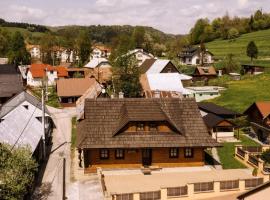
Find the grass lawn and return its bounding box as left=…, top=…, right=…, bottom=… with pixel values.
left=206, top=29, right=270, bottom=67
left=30, top=87, right=61, bottom=108
left=208, top=73, right=270, bottom=113
left=217, top=132, right=260, bottom=169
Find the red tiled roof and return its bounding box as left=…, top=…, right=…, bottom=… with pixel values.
left=255, top=102, right=270, bottom=118
left=29, top=64, right=68, bottom=78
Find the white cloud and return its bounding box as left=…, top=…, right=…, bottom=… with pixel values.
left=0, top=0, right=269, bottom=34
left=238, top=0, right=249, bottom=6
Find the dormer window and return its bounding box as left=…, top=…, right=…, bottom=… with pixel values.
left=23, top=105, right=29, bottom=110
left=137, top=123, right=144, bottom=131
left=149, top=123, right=157, bottom=131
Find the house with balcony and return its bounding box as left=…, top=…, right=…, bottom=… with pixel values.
left=76, top=98, right=220, bottom=173
left=244, top=102, right=270, bottom=144
left=178, top=46, right=214, bottom=66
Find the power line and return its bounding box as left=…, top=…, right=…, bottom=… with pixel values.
left=11, top=103, right=39, bottom=151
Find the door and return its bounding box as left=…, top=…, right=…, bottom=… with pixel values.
left=142, top=149, right=152, bottom=166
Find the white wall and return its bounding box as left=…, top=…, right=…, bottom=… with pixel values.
left=189, top=92, right=220, bottom=102
left=135, top=52, right=153, bottom=66
left=27, top=70, right=58, bottom=87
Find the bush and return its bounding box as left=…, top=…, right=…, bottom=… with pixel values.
left=261, top=149, right=270, bottom=164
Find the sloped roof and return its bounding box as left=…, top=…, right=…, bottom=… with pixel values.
left=146, top=59, right=170, bottom=74
left=203, top=113, right=234, bottom=128
left=179, top=46, right=213, bottom=58
left=0, top=91, right=50, bottom=118
left=198, top=102, right=239, bottom=117
left=0, top=106, right=43, bottom=153
left=29, top=64, right=68, bottom=78
left=84, top=58, right=110, bottom=69
left=57, top=78, right=99, bottom=97
left=194, top=66, right=217, bottom=76
left=145, top=73, right=191, bottom=95
left=0, top=64, right=24, bottom=98
left=244, top=102, right=270, bottom=119
left=77, top=98, right=220, bottom=149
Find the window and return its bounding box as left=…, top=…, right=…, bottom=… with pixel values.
left=140, top=191, right=161, bottom=200
left=100, top=149, right=109, bottom=159
left=149, top=123, right=157, bottom=131
left=194, top=182, right=214, bottom=193
left=116, top=194, right=133, bottom=200
left=137, top=123, right=144, bottom=131
left=115, top=149, right=124, bottom=159
left=184, top=148, right=194, bottom=158
left=169, top=148, right=179, bottom=158
left=167, top=186, right=188, bottom=197
left=23, top=105, right=29, bottom=110
left=220, top=180, right=239, bottom=191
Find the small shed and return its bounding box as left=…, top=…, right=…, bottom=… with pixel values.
left=242, top=64, right=265, bottom=75
left=229, top=73, right=241, bottom=81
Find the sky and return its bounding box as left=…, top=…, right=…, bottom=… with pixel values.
left=0, top=0, right=270, bottom=34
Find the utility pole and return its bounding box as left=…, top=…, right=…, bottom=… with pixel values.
left=45, top=67, right=48, bottom=101
left=63, top=158, right=66, bottom=200
left=41, top=86, right=46, bottom=159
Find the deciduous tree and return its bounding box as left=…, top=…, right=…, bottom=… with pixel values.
left=0, top=144, right=38, bottom=200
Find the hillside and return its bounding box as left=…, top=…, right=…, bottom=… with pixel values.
left=208, top=73, right=270, bottom=113
left=206, top=29, right=270, bottom=67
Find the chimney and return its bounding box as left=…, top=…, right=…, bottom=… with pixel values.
left=153, top=90, right=160, bottom=98
left=119, top=92, right=124, bottom=98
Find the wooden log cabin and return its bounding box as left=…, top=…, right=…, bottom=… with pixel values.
left=77, top=98, right=220, bottom=172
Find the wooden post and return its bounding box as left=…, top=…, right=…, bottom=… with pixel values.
left=63, top=158, right=66, bottom=200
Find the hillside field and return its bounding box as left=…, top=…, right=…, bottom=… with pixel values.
left=206, top=29, right=270, bottom=67
left=208, top=73, right=270, bottom=113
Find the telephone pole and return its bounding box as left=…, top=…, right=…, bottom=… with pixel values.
left=41, top=86, right=46, bottom=159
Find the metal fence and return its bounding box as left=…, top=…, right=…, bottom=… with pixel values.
left=237, top=148, right=245, bottom=158
left=140, top=191, right=161, bottom=200
left=220, top=180, right=239, bottom=191
left=194, top=182, right=214, bottom=193
left=248, top=155, right=259, bottom=167
left=242, top=146, right=262, bottom=153
left=167, top=186, right=188, bottom=197
left=116, top=193, right=134, bottom=200
left=245, top=178, right=264, bottom=188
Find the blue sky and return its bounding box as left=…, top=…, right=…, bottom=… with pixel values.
left=0, top=0, right=270, bottom=34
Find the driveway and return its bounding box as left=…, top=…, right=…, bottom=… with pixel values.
left=33, top=106, right=103, bottom=200
left=33, top=107, right=76, bottom=200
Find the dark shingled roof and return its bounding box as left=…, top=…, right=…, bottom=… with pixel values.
left=77, top=98, right=220, bottom=149
left=139, top=58, right=156, bottom=74
left=198, top=102, right=240, bottom=118
left=0, top=64, right=24, bottom=98
left=203, top=113, right=234, bottom=128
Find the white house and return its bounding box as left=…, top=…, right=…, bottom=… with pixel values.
left=27, top=45, right=41, bottom=59
left=141, top=73, right=192, bottom=98
left=126, top=49, right=154, bottom=66
left=27, top=64, right=68, bottom=87
left=179, top=46, right=213, bottom=65
left=0, top=91, right=52, bottom=155
left=60, top=49, right=75, bottom=63
left=84, top=57, right=111, bottom=69
left=91, top=45, right=111, bottom=59
left=185, top=86, right=225, bottom=102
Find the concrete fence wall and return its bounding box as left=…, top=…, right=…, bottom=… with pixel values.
left=109, top=178, right=264, bottom=200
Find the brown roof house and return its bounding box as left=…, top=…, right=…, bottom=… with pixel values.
left=56, top=78, right=102, bottom=107
left=77, top=98, right=220, bottom=173
left=244, top=102, right=270, bottom=144
left=193, top=66, right=217, bottom=81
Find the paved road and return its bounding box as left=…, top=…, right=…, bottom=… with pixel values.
left=33, top=106, right=103, bottom=200
left=34, top=107, right=76, bottom=200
